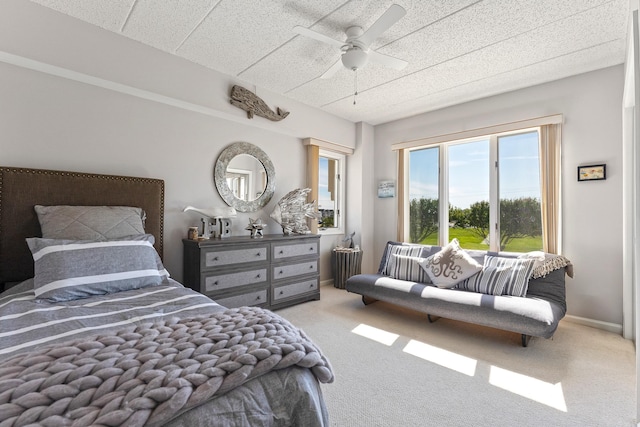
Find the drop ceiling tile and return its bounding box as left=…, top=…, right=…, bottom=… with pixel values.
left=355, top=39, right=626, bottom=125
left=29, top=0, right=135, bottom=31
left=287, top=0, right=627, bottom=117
left=177, top=0, right=345, bottom=76
left=25, top=0, right=630, bottom=124
left=122, top=0, right=218, bottom=52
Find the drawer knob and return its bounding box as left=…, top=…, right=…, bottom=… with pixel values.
left=256, top=274, right=261, bottom=279
left=279, top=250, right=284, bottom=254
left=309, top=283, right=314, bottom=288
left=279, top=270, right=283, bottom=275
left=309, top=265, right=314, bottom=269
left=256, top=295, right=261, bottom=300
left=213, top=256, right=219, bottom=261
left=256, top=252, right=261, bottom=256
left=213, top=281, right=218, bottom=286
left=279, top=290, right=284, bottom=295
left=309, top=247, right=314, bottom=251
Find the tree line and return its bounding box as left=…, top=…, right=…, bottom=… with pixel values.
left=409, top=197, right=542, bottom=247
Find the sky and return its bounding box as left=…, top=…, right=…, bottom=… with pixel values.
left=409, top=131, right=541, bottom=209
left=318, top=156, right=333, bottom=210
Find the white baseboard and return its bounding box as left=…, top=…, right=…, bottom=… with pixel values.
left=320, top=279, right=335, bottom=287
left=564, top=314, right=623, bottom=335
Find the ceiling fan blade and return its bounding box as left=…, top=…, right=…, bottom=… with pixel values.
left=320, top=58, right=344, bottom=79
left=359, top=4, right=406, bottom=46
left=368, top=49, right=408, bottom=70
left=293, top=25, right=345, bottom=49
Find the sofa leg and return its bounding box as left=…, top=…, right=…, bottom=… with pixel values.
left=427, top=314, right=440, bottom=323
left=521, top=334, right=532, bottom=347
left=362, top=295, right=378, bottom=305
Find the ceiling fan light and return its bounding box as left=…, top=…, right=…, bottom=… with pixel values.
left=342, top=48, right=368, bottom=71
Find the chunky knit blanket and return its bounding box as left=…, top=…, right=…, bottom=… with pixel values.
left=0, top=306, right=333, bottom=427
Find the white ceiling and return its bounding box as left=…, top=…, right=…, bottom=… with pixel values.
left=29, top=0, right=630, bottom=125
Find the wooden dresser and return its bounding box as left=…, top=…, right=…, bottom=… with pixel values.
left=182, top=234, right=320, bottom=310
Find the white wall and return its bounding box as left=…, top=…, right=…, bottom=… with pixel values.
left=373, top=66, right=625, bottom=327
left=0, top=1, right=627, bottom=327
left=0, top=0, right=356, bottom=283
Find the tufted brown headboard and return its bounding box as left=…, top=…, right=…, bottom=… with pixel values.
left=0, top=167, right=164, bottom=287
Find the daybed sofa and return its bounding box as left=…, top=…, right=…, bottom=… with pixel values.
left=346, top=240, right=572, bottom=346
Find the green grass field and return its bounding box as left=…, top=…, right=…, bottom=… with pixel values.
left=419, top=228, right=542, bottom=252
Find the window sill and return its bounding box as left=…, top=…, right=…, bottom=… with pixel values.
left=318, top=228, right=345, bottom=236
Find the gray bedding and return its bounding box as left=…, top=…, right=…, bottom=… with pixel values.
left=0, top=279, right=330, bottom=426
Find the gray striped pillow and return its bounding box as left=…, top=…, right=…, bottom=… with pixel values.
left=35, top=205, right=146, bottom=240
left=458, top=255, right=535, bottom=296
left=382, top=244, right=424, bottom=276
left=388, top=254, right=431, bottom=283
left=27, top=234, right=167, bottom=302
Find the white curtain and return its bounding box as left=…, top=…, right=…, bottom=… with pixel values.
left=539, top=123, right=562, bottom=254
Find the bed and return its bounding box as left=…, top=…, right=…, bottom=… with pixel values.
left=0, top=166, right=333, bottom=426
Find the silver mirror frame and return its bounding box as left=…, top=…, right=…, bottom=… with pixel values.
left=214, top=142, right=275, bottom=212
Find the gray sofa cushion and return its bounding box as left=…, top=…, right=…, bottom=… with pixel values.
left=346, top=273, right=566, bottom=338
left=526, top=268, right=567, bottom=313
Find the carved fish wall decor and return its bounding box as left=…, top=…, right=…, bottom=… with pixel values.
left=229, top=85, right=290, bottom=121
left=270, top=188, right=320, bottom=235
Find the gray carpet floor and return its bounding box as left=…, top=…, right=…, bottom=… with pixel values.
left=276, top=285, right=636, bottom=427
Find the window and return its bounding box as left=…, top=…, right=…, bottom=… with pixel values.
left=406, top=129, right=543, bottom=252
left=304, top=138, right=352, bottom=235
left=318, top=150, right=344, bottom=232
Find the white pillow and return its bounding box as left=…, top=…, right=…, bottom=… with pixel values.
left=418, top=239, right=482, bottom=288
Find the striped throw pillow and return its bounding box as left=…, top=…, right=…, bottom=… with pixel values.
left=458, top=255, right=535, bottom=296
left=27, top=234, right=167, bottom=302
left=382, top=244, right=425, bottom=276
left=387, top=254, right=431, bottom=283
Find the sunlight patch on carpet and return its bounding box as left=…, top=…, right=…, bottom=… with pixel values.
left=489, top=366, right=567, bottom=412
left=351, top=324, right=399, bottom=346
left=403, top=340, right=477, bottom=376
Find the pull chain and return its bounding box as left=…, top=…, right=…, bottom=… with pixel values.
left=353, top=69, right=358, bottom=105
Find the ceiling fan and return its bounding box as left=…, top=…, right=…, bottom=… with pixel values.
left=293, top=4, right=408, bottom=79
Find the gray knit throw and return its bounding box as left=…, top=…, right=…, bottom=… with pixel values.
left=0, top=306, right=333, bottom=427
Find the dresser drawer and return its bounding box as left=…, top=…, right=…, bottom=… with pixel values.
left=204, top=268, right=267, bottom=293
left=183, top=235, right=320, bottom=310
left=273, top=241, right=318, bottom=259
left=215, top=289, right=268, bottom=308
left=203, top=246, right=268, bottom=268
left=273, top=278, right=318, bottom=302
left=273, top=260, right=317, bottom=281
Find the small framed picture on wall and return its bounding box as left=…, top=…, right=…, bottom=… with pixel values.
left=577, top=164, right=606, bottom=181
left=378, top=180, right=395, bottom=198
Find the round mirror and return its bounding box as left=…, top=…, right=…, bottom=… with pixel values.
left=214, top=142, right=275, bottom=212
left=226, top=154, right=267, bottom=202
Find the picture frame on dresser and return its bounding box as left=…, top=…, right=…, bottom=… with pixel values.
left=183, top=234, right=320, bottom=310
